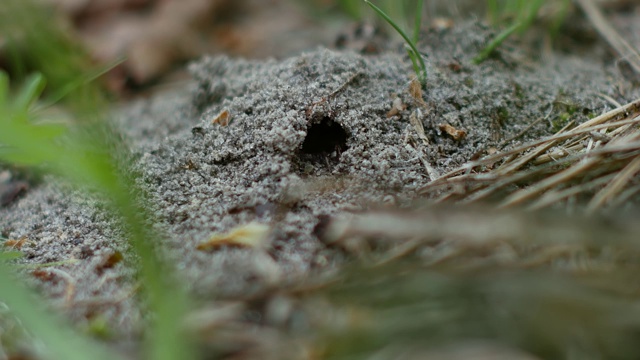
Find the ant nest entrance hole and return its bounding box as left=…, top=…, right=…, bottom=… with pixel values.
left=296, top=116, right=349, bottom=174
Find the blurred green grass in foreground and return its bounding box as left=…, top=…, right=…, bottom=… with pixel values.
left=0, top=1, right=192, bottom=359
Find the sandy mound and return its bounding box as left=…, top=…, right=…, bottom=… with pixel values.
left=0, top=21, right=629, bottom=334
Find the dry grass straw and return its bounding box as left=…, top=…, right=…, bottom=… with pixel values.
left=419, top=97, right=640, bottom=213
left=190, top=202, right=640, bottom=359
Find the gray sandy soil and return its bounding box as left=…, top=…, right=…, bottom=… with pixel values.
left=1, top=19, right=638, bottom=344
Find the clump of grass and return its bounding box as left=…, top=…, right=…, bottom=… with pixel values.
left=364, top=0, right=427, bottom=87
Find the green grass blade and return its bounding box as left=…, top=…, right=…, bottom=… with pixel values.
left=518, top=0, right=545, bottom=33
left=337, top=0, right=363, bottom=20
left=473, top=21, right=522, bottom=64
left=550, top=0, right=571, bottom=38
left=407, top=48, right=420, bottom=76
left=0, top=251, right=24, bottom=261
left=14, top=73, right=46, bottom=111
left=109, top=189, right=193, bottom=360
left=412, top=0, right=424, bottom=44
left=0, top=72, right=9, bottom=104
left=364, top=0, right=427, bottom=86
left=487, top=0, right=500, bottom=24
left=39, top=57, right=126, bottom=111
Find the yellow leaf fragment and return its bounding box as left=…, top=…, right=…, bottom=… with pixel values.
left=197, top=222, right=270, bottom=251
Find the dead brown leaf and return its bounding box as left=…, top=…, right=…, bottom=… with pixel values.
left=3, top=236, right=27, bottom=249
left=386, top=97, right=406, bottom=118
left=212, top=109, right=231, bottom=126
left=408, top=78, right=428, bottom=108
left=96, top=251, right=124, bottom=274
left=439, top=123, right=467, bottom=141
left=31, top=269, right=55, bottom=282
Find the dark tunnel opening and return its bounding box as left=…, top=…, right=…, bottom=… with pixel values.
left=301, top=116, right=348, bottom=155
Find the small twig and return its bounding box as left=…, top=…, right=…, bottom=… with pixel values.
left=328, top=72, right=363, bottom=99
left=17, top=259, right=79, bottom=269
left=499, top=116, right=547, bottom=148
left=306, top=72, right=363, bottom=117
left=67, top=285, right=139, bottom=308
left=598, top=93, right=623, bottom=108
left=500, top=104, right=554, bottom=149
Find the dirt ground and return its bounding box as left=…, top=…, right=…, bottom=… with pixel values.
left=2, top=1, right=640, bottom=359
